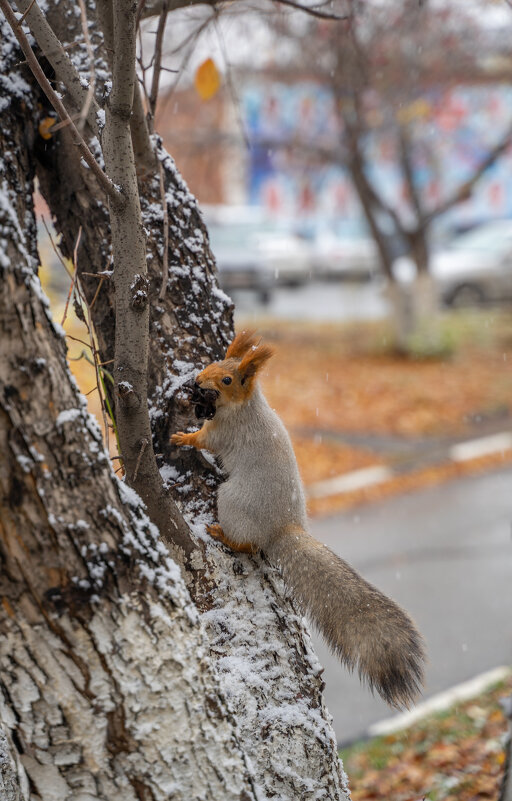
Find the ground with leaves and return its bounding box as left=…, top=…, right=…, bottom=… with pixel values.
left=340, top=675, right=512, bottom=801
left=254, top=312, right=512, bottom=515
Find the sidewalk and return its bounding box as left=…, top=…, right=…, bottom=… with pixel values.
left=301, top=418, right=512, bottom=515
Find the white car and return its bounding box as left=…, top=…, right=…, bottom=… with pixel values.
left=308, top=219, right=379, bottom=281
left=393, top=220, right=512, bottom=306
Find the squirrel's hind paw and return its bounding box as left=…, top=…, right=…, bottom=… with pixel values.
left=207, top=525, right=256, bottom=554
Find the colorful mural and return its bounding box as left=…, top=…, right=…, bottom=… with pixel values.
left=242, top=81, right=512, bottom=231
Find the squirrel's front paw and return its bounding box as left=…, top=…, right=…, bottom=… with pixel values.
left=171, top=432, right=188, bottom=447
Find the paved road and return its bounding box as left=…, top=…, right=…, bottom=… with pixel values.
left=309, top=467, right=512, bottom=745
left=234, top=280, right=389, bottom=322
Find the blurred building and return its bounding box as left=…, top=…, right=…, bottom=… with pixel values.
left=156, top=75, right=512, bottom=233
left=155, top=85, right=246, bottom=206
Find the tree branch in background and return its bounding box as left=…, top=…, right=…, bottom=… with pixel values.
left=425, top=124, right=512, bottom=224
left=1, top=0, right=118, bottom=199
left=398, top=124, right=425, bottom=223
left=139, top=0, right=348, bottom=20
left=148, top=0, right=168, bottom=121
left=101, top=0, right=195, bottom=556
left=271, top=0, right=348, bottom=21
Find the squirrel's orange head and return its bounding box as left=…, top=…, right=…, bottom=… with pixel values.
left=196, top=331, right=274, bottom=408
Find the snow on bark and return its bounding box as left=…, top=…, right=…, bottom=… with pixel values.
left=18, top=2, right=351, bottom=795
left=0, top=722, right=29, bottom=801
left=201, top=554, right=351, bottom=800
left=0, top=53, right=255, bottom=801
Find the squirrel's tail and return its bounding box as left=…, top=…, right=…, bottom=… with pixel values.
left=268, top=526, right=425, bottom=709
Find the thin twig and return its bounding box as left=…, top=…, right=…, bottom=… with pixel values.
left=73, top=227, right=83, bottom=268
left=66, top=333, right=92, bottom=348
left=89, top=275, right=106, bottom=311
left=61, top=227, right=82, bottom=326
left=41, top=217, right=73, bottom=279
left=158, top=161, right=170, bottom=299
left=214, top=12, right=250, bottom=151
left=76, top=0, right=96, bottom=134
left=137, top=25, right=152, bottom=116
left=135, top=0, right=147, bottom=28
left=0, top=0, right=119, bottom=200
left=148, top=1, right=168, bottom=122
left=271, top=0, right=348, bottom=20
left=158, top=13, right=214, bottom=109
left=75, top=275, right=111, bottom=451
left=133, top=437, right=148, bottom=482
left=17, top=0, right=37, bottom=26
left=50, top=112, right=82, bottom=133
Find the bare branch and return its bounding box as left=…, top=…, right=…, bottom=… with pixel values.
left=425, top=125, right=512, bottom=224
left=158, top=161, right=170, bottom=298
left=133, top=437, right=148, bottom=481
left=271, top=0, right=348, bottom=20
left=61, top=227, right=82, bottom=326
left=140, top=0, right=347, bottom=19
left=1, top=0, right=119, bottom=200
left=76, top=0, right=96, bottom=133
left=214, top=11, right=250, bottom=149
left=398, top=124, right=424, bottom=224
left=17, top=0, right=36, bottom=24
left=140, top=0, right=216, bottom=20
left=14, top=0, right=99, bottom=134
left=148, top=1, right=168, bottom=120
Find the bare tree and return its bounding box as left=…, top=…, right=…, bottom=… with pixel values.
left=253, top=0, right=512, bottom=349
left=332, top=2, right=512, bottom=348
left=0, top=1, right=349, bottom=798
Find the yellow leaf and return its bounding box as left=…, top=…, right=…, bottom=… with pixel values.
left=39, top=116, right=57, bottom=140
left=195, top=57, right=220, bottom=100
left=397, top=99, right=431, bottom=124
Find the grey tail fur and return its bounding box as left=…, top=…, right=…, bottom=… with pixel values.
left=268, top=527, right=425, bottom=709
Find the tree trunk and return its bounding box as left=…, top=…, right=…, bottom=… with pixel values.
left=0, top=41, right=258, bottom=800
left=1, top=9, right=350, bottom=800
left=387, top=272, right=440, bottom=354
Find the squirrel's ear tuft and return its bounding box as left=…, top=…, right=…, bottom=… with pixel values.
left=238, top=344, right=274, bottom=383
left=226, top=330, right=259, bottom=359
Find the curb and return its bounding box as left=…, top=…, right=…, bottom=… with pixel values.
left=306, top=431, right=512, bottom=500
left=367, top=666, right=512, bottom=738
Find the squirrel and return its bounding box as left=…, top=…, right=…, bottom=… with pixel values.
left=171, top=330, right=425, bottom=709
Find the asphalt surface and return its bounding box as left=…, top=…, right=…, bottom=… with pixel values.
left=309, top=466, right=512, bottom=745
left=234, top=279, right=389, bottom=322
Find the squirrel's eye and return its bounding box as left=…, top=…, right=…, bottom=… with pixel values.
left=222, top=376, right=232, bottom=386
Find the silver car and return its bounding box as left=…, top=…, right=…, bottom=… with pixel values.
left=393, top=220, right=512, bottom=306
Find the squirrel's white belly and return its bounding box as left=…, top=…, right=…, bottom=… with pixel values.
left=217, top=456, right=306, bottom=548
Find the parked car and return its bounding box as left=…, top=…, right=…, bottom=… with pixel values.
left=392, top=220, right=512, bottom=307
left=305, top=219, right=380, bottom=281
left=202, top=206, right=312, bottom=302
